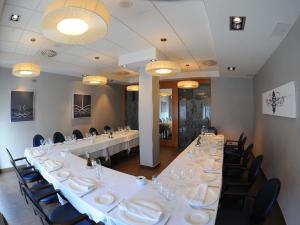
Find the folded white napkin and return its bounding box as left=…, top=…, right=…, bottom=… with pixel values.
left=118, top=200, right=163, bottom=224
left=36, top=156, right=48, bottom=163
left=31, top=149, right=45, bottom=158
left=189, top=184, right=208, bottom=206
left=44, top=160, right=63, bottom=172
left=69, top=177, right=96, bottom=192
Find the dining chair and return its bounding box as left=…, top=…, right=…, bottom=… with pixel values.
left=224, top=136, right=247, bottom=163
left=5, top=148, right=42, bottom=184
left=224, top=143, right=254, bottom=167
left=22, top=186, right=104, bottom=225
left=53, top=132, right=65, bottom=143
left=72, top=129, right=84, bottom=140
left=12, top=160, right=58, bottom=204
left=216, top=178, right=281, bottom=225
left=89, top=127, right=99, bottom=135
left=224, top=132, right=244, bottom=149
left=103, top=125, right=111, bottom=132
left=33, top=134, right=45, bottom=147
left=221, top=155, right=264, bottom=202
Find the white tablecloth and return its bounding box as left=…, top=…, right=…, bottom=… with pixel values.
left=25, top=134, right=224, bottom=225
left=26, top=130, right=139, bottom=160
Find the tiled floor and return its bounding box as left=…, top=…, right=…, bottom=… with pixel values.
left=0, top=146, right=286, bottom=225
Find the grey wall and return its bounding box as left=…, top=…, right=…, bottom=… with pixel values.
left=211, top=77, right=254, bottom=143
left=0, top=67, right=125, bottom=169
left=253, top=16, right=300, bottom=225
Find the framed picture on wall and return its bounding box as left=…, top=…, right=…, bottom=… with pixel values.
left=262, top=81, right=296, bottom=118
left=11, top=91, right=34, bottom=122
left=73, top=94, right=91, bottom=118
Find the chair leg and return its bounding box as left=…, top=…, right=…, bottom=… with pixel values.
left=19, top=182, right=23, bottom=196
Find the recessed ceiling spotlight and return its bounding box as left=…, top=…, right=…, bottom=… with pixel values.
left=94, top=56, right=100, bottom=60
left=121, top=64, right=127, bottom=68
left=227, top=66, right=236, bottom=71
left=30, top=38, right=36, bottom=42
left=160, top=38, right=167, bottom=42
left=230, top=16, right=246, bottom=31
left=150, top=59, right=156, bottom=62
left=185, top=64, right=190, bottom=67
left=10, top=14, right=20, bottom=22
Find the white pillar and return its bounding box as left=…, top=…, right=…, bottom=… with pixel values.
left=138, top=70, right=160, bottom=167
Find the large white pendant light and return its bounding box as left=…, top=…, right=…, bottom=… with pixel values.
left=145, top=60, right=181, bottom=76
left=177, top=80, right=199, bottom=89
left=41, top=0, right=110, bottom=44
left=12, top=63, right=41, bottom=78
left=160, top=92, right=172, bottom=97
left=82, top=75, right=107, bottom=85
left=126, top=85, right=139, bottom=92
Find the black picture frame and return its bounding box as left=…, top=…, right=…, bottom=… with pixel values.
left=73, top=94, right=91, bottom=118
left=11, top=91, right=34, bottom=122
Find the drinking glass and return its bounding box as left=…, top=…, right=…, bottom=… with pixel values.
left=95, top=159, right=103, bottom=180
left=152, top=174, right=158, bottom=189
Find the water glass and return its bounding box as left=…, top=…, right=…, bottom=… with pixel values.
left=95, top=159, right=103, bottom=180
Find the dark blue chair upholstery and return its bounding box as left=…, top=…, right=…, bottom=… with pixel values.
left=22, top=187, right=104, bottom=225
left=216, top=178, right=281, bottom=225
left=89, top=127, right=99, bottom=135
left=33, top=134, right=44, bottom=147
left=72, top=129, right=84, bottom=140
left=30, top=181, right=58, bottom=204
left=53, top=132, right=65, bottom=143
left=103, top=125, right=111, bottom=132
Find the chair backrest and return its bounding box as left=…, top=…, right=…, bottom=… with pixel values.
left=251, top=178, right=281, bottom=224
left=248, top=155, right=264, bottom=183
left=10, top=160, right=29, bottom=188
left=22, top=185, right=51, bottom=224
left=5, top=148, right=14, bottom=162
left=89, top=127, right=99, bottom=135
left=53, top=132, right=65, bottom=144
left=241, top=144, right=254, bottom=167
left=238, top=132, right=244, bottom=143
left=33, top=134, right=44, bottom=147
left=104, top=125, right=111, bottom=132
left=238, top=136, right=247, bottom=154
left=72, top=129, right=83, bottom=140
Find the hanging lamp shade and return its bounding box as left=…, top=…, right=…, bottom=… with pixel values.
left=12, top=63, right=41, bottom=78
left=126, top=85, right=139, bottom=92
left=82, top=75, right=107, bottom=85
left=160, top=92, right=172, bottom=97
left=145, top=60, right=181, bottom=76
left=41, top=0, right=110, bottom=44
left=177, top=80, right=199, bottom=89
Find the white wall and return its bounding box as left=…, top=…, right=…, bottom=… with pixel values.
left=211, top=77, right=254, bottom=143
left=253, top=16, right=300, bottom=225
left=0, top=67, right=125, bottom=169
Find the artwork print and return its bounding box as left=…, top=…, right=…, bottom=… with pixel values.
left=262, top=81, right=296, bottom=118
left=73, top=94, right=91, bottom=118
left=11, top=91, right=34, bottom=122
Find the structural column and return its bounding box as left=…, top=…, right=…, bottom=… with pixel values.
left=138, top=70, right=160, bottom=167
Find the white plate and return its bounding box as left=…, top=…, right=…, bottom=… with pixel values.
left=117, top=200, right=163, bottom=225
left=184, top=211, right=210, bottom=225
left=94, top=193, right=115, bottom=206
left=56, top=170, right=70, bottom=181
left=199, top=174, right=217, bottom=183
left=31, top=150, right=45, bottom=157
left=184, top=187, right=219, bottom=208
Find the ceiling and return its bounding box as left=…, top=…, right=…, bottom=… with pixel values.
left=0, top=0, right=299, bottom=82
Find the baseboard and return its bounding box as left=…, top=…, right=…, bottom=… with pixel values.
left=0, top=167, right=14, bottom=173
left=140, top=162, right=161, bottom=169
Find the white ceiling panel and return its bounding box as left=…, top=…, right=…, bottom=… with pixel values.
left=6, top=0, right=41, bottom=10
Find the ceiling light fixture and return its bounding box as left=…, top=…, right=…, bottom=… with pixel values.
left=227, top=66, right=236, bottom=71
left=177, top=80, right=199, bottom=89
left=160, top=38, right=167, bottom=42
left=12, top=63, right=41, bottom=78
left=10, top=14, right=20, bottom=22
left=82, top=75, right=107, bottom=85
left=160, top=92, right=172, bottom=97
left=230, top=16, right=246, bottom=31
left=145, top=60, right=181, bottom=76
left=126, top=85, right=139, bottom=92
left=41, top=0, right=110, bottom=44
left=94, top=56, right=100, bottom=60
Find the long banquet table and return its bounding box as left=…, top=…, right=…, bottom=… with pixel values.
left=25, top=133, right=224, bottom=225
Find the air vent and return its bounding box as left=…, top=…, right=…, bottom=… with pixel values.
left=41, top=49, right=57, bottom=57
left=202, top=60, right=217, bottom=66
